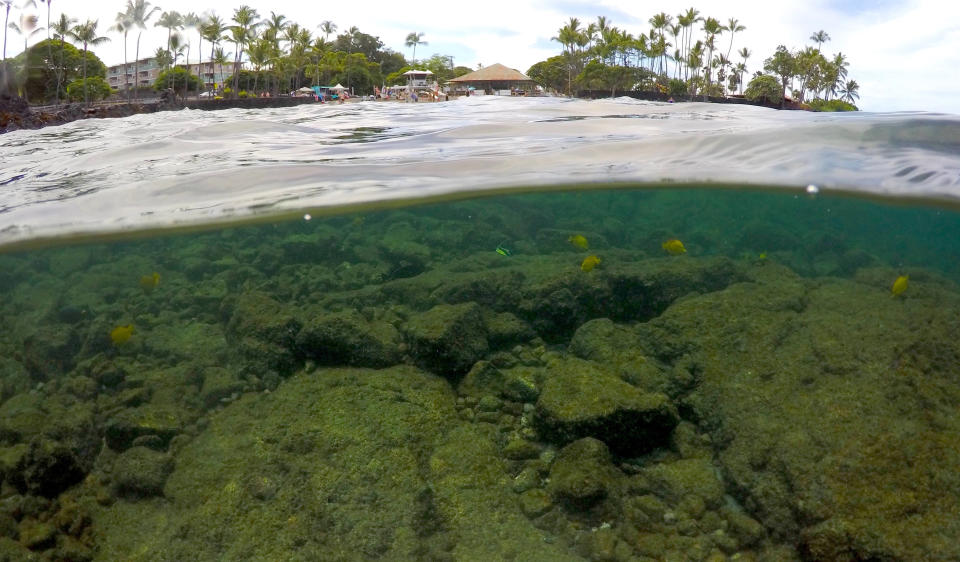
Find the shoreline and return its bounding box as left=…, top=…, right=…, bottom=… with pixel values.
left=2, top=92, right=803, bottom=135
left=0, top=95, right=321, bottom=134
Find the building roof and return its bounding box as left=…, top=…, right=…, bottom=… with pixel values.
left=448, top=63, right=534, bottom=83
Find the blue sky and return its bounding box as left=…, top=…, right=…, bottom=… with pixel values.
left=5, top=0, right=958, bottom=113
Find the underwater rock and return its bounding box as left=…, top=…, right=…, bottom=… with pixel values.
left=405, top=303, right=488, bottom=378
left=458, top=361, right=540, bottom=403
left=9, top=440, right=85, bottom=498
left=21, top=325, right=80, bottom=379
left=639, top=458, right=726, bottom=510
left=295, top=309, right=402, bottom=368
left=546, top=437, right=623, bottom=511
left=110, top=446, right=174, bottom=499
left=569, top=318, right=670, bottom=394
left=17, top=518, right=55, bottom=550
left=199, top=367, right=246, bottom=409
left=648, top=274, right=960, bottom=559
left=222, top=292, right=302, bottom=375
left=481, top=311, right=535, bottom=349
left=103, top=405, right=183, bottom=451
left=534, top=357, right=679, bottom=456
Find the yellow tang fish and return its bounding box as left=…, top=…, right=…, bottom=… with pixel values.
left=110, top=324, right=135, bottom=345
left=662, top=239, right=686, bottom=255
left=891, top=275, right=908, bottom=297
left=139, top=272, right=160, bottom=293
left=581, top=255, right=601, bottom=272
left=568, top=234, right=589, bottom=250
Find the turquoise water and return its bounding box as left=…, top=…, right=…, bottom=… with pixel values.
left=1, top=98, right=960, bottom=560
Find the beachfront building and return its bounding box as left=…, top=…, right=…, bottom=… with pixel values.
left=447, top=63, right=538, bottom=95
left=403, top=69, right=436, bottom=90
left=177, top=62, right=235, bottom=91
left=106, top=57, right=165, bottom=91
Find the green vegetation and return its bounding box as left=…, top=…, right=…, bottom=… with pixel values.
left=808, top=98, right=858, bottom=112
left=528, top=11, right=861, bottom=109
left=65, top=75, right=112, bottom=101
left=744, top=74, right=781, bottom=105
left=153, top=66, right=200, bottom=92
left=2, top=2, right=455, bottom=104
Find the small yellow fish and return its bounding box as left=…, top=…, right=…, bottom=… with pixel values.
left=110, top=324, right=134, bottom=345
left=568, top=234, right=589, bottom=250
left=139, top=272, right=160, bottom=293
left=581, top=255, right=601, bottom=272
left=662, top=239, right=686, bottom=255
left=891, top=275, right=908, bottom=297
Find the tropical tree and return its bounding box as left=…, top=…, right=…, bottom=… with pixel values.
left=763, top=45, right=796, bottom=106
left=68, top=18, right=109, bottom=104
left=212, top=45, right=230, bottom=92
left=49, top=11, right=74, bottom=103
left=678, top=7, right=701, bottom=81
left=8, top=3, right=43, bottom=60
left=229, top=5, right=258, bottom=93
left=701, top=17, right=723, bottom=99
left=736, top=47, right=750, bottom=93
left=829, top=52, right=848, bottom=100
left=109, top=11, right=132, bottom=99
left=839, top=79, right=859, bottom=103
left=404, top=31, right=426, bottom=66
left=124, top=0, right=160, bottom=102
left=319, top=20, right=335, bottom=42
left=2, top=0, right=12, bottom=61
left=201, top=14, right=227, bottom=95
left=152, top=46, right=172, bottom=69
left=810, top=30, right=830, bottom=53
left=180, top=12, right=199, bottom=94
left=155, top=10, right=182, bottom=53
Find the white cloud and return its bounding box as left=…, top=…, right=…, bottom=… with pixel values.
left=4, top=0, right=957, bottom=112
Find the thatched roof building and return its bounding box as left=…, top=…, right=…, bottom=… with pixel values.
left=448, top=63, right=537, bottom=93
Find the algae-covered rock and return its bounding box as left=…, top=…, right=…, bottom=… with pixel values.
left=21, top=325, right=80, bottom=378
left=110, top=447, right=174, bottom=499
left=16, top=519, right=55, bottom=550
left=639, top=458, right=726, bottom=509
left=296, top=309, right=402, bottom=368
left=9, top=439, right=85, bottom=498
left=103, top=405, right=184, bottom=451
left=645, top=275, right=960, bottom=559
left=458, top=361, right=541, bottom=402
left=535, top=357, right=679, bottom=456
left=222, top=292, right=301, bottom=374
left=199, top=367, right=246, bottom=409
left=405, top=302, right=488, bottom=378
left=88, top=366, right=585, bottom=561
left=546, top=437, right=623, bottom=512
left=569, top=318, right=670, bottom=394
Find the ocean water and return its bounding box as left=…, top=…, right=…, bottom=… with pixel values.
left=1, top=98, right=960, bottom=561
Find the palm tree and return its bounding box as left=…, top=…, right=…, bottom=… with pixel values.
left=701, top=17, right=723, bottom=99
left=212, top=45, right=230, bottom=92
left=152, top=46, right=171, bottom=69
left=154, top=10, right=182, bottom=53
left=678, top=7, right=701, bottom=81
left=810, top=30, right=830, bottom=53
left=50, top=12, right=75, bottom=103
left=724, top=18, right=745, bottom=64
left=68, top=19, right=109, bottom=104
left=737, top=47, right=751, bottom=94
left=201, top=14, right=226, bottom=95
left=839, top=79, right=859, bottom=104
left=405, top=31, right=426, bottom=66
left=7, top=1, right=41, bottom=56
left=180, top=12, right=199, bottom=95
left=124, top=0, right=160, bottom=102
left=109, top=12, right=132, bottom=100
left=168, top=32, right=184, bottom=67
left=828, top=52, right=848, bottom=100
left=230, top=5, right=259, bottom=93
left=319, top=20, right=335, bottom=42
left=648, top=12, right=672, bottom=75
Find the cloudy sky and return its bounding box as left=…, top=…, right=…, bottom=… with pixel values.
left=6, top=0, right=958, bottom=112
